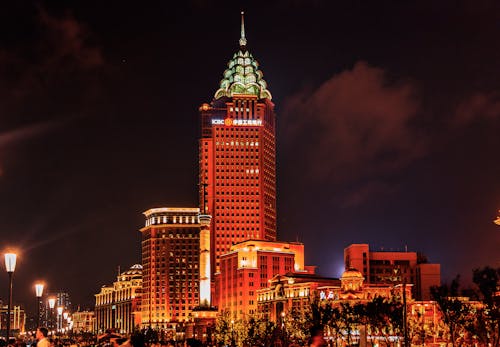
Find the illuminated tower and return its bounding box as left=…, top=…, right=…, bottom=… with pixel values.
left=199, top=214, right=212, bottom=307
left=199, top=12, right=277, bottom=274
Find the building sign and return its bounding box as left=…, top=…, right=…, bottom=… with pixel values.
left=211, top=118, right=263, bottom=126
left=319, top=290, right=336, bottom=300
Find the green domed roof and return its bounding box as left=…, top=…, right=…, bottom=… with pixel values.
left=214, top=12, right=272, bottom=100
left=214, top=50, right=272, bottom=100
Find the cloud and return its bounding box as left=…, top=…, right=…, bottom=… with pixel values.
left=0, top=7, right=104, bottom=120
left=453, top=91, right=500, bottom=126
left=341, top=181, right=398, bottom=208
left=282, top=62, right=425, bottom=204
left=38, top=8, right=104, bottom=69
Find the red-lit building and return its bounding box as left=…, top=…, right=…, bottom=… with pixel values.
left=344, top=244, right=440, bottom=300
left=199, top=13, right=277, bottom=275
left=214, top=240, right=307, bottom=319
left=140, top=208, right=203, bottom=329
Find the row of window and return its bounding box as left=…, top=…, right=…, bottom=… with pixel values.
left=214, top=140, right=259, bottom=146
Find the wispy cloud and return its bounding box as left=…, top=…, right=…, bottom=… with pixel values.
left=0, top=7, right=105, bottom=119
left=282, top=61, right=425, bottom=205
left=38, top=8, right=104, bottom=70
left=453, top=91, right=500, bottom=126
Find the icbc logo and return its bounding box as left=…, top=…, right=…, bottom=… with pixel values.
left=224, top=118, right=233, bottom=126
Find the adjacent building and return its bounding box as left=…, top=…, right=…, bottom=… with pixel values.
left=199, top=12, right=277, bottom=275
left=344, top=244, right=440, bottom=300
left=94, top=264, right=142, bottom=334
left=215, top=239, right=308, bottom=319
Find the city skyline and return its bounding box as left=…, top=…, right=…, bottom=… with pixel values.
left=0, top=1, right=499, bottom=311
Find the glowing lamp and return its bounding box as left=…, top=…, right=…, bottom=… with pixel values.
left=35, top=283, right=44, bottom=297
left=48, top=297, right=56, bottom=309
left=4, top=253, right=16, bottom=272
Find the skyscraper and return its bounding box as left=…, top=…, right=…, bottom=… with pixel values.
left=199, top=12, right=277, bottom=274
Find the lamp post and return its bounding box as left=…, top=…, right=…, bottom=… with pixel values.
left=402, top=277, right=409, bottom=347
left=230, top=319, right=235, bottom=347
left=63, top=312, right=69, bottom=334
left=281, top=311, right=287, bottom=347
left=48, top=297, right=56, bottom=333
left=35, top=283, right=44, bottom=328
left=4, top=253, right=17, bottom=343
left=392, top=266, right=409, bottom=347
left=57, top=306, right=63, bottom=333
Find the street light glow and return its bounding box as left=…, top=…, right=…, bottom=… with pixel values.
left=48, top=297, right=56, bottom=309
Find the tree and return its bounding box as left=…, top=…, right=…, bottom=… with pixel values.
left=284, top=306, right=313, bottom=346
left=430, top=276, right=472, bottom=347
left=471, top=266, right=500, bottom=347
left=319, top=302, right=343, bottom=347
left=214, top=311, right=233, bottom=346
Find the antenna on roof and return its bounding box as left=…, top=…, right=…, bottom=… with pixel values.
left=239, top=11, right=247, bottom=48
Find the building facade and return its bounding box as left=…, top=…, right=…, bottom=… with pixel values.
left=140, top=208, right=202, bottom=329
left=94, top=264, right=142, bottom=334
left=71, top=310, right=94, bottom=333
left=344, top=244, right=440, bottom=300
left=199, top=13, right=277, bottom=275
left=257, top=269, right=413, bottom=322
left=215, top=240, right=306, bottom=319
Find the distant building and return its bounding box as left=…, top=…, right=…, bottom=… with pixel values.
left=215, top=239, right=308, bottom=319
left=198, top=12, right=277, bottom=277
left=344, top=244, right=440, bottom=300
left=94, top=264, right=142, bottom=334
left=140, top=208, right=203, bottom=330
left=71, top=310, right=94, bottom=333
left=45, top=291, right=71, bottom=332
left=0, top=305, right=26, bottom=335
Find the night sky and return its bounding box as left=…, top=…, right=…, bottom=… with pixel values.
left=1, top=1, right=499, bottom=311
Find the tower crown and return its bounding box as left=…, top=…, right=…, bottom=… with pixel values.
left=214, top=13, right=272, bottom=100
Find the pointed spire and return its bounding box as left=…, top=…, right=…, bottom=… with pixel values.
left=239, top=11, right=247, bottom=48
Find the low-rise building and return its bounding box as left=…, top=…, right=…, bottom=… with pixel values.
left=71, top=310, right=94, bottom=333
left=94, top=264, right=142, bottom=334
left=257, top=268, right=412, bottom=321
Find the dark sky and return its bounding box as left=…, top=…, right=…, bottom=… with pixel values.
left=1, top=1, right=499, bottom=311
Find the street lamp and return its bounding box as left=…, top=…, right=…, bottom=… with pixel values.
left=230, top=319, right=235, bottom=347
left=48, top=297, right=56, bottom=332
left=63, top=312, right=69, bottom=333
left=57, top=306, right=63, bottom=333
left=392, top=267, right=409, bottom=347
left=35, top=283, right=44, bottom=328
left=4, top=253, right=17, bottom=343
